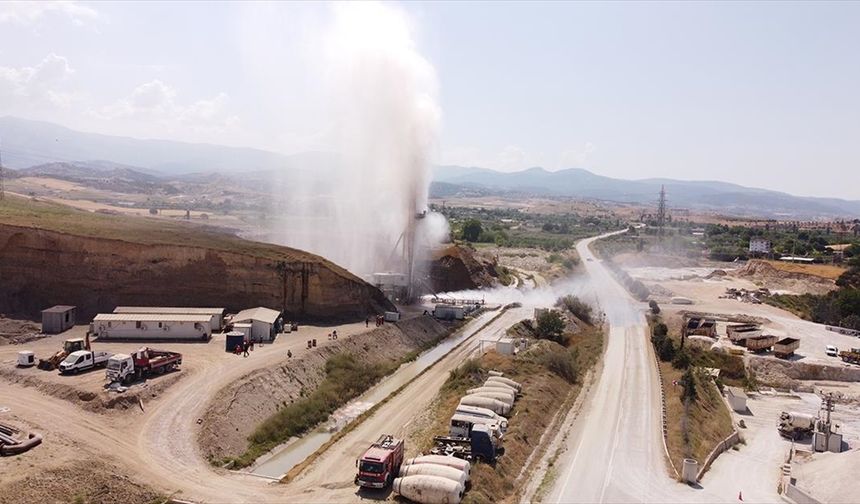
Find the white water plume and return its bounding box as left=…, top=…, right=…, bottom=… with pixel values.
left=269, top=3, right=443, bottom=282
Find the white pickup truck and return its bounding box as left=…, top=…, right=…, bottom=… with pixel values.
left=58, top=350, right=112, bottom=375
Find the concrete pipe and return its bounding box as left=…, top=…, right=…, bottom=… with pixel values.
left=467, top=386, right=515, bottom=401
left=481, top=381, right=518, bottom=394
left=393, top=475, right=464, bottom=504
left=485, top=376, right=521, bottom=392
left=459, top=395, right=510, bottom=416
left=400, top=463, right=468, bottom=487
left=681, top=458, right=699, bottom=484
left=488, top=370, right=504, bottom=377
left=466, top=389, right=515, bottom=407
left=404, top=455, right=471, bottom=480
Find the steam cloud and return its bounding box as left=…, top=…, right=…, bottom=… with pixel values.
left=269, top=2, right=445, bottom=283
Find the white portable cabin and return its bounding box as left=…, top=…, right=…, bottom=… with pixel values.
left=231, top=307, right=281, bottom=341
left=113, top=307, right=225, bottom=331
left=435, top=304, right=466, bottom=320
left=91, top=313, right=212, bottom=341
left=231, top=323, right=252, bottom=339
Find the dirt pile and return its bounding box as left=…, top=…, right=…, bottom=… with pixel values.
left=0, top=365, right=183, bottom=414
left=749, top=356, right=860, bottom=390
left=0, top=317, right=42, bottom=345
left=428, top=244, right=499, bottom=292
left=0, top=223, right=393, bottom=321
left=732, top=260, right=837, bottom=296
left=198, top=316, right=449, bottom=461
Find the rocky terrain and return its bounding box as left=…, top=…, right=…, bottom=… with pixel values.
left=428, top=244, right=500, bottom=292
left=732, top=259, right=837, bottom=296
left=0, top=197, right=393, bottom=321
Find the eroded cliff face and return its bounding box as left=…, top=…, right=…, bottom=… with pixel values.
left=0, top=224, right=393, bottom=320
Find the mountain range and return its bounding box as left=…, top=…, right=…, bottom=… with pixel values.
left=1, top=116, right=858, bottom=219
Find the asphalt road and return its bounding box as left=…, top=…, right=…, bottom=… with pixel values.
left=546, top=232, right=699, bottom=503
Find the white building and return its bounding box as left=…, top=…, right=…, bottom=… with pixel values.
left=91, top=313, right=212, bottom=341
left=231, top=307, right=281, bottom=341
left=749, top=238, right=771, bottom=254
left=113, top=307, right=225, bottom=331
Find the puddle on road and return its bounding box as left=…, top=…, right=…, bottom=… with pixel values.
left=249, top=310, right=499, bottom=479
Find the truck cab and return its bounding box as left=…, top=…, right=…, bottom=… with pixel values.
left=449, top=413, right=504, bottom=439
left=106, top=354, right=134, bottom=383
left=469, top=424, right=501, bottom=462
left=355, top=435, right=404, bottom=489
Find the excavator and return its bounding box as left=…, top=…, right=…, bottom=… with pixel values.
left=37, top=335, right=90, bottom=371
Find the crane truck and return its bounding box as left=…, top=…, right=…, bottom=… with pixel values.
left=355, top=434, right=404, bottom=489
left=106, top=347, right=182, bottom=384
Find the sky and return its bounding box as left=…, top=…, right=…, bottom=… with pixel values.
left=0, top=1, right=858, bottom=199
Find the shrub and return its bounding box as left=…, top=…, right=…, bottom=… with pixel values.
left=649, top=300, right=661, bottom=315
left=557, top=295, right=593, bottom=325
left=536, top=310, right=567, bottom=344
left=680, top=368, right=698, bottom=402
left=672, top=347, right=692, bottom=369
left=542, top=349, right=578, bottom=383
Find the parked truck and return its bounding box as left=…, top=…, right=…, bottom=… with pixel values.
left=58, top=350, right=112, bottom=374
left=355, top=434, right=405, bottom=489
left=431, top=423, right=502, bottom=463
left=106, top=347, right=182, bottom=384
left=838, top=347, right=860, bottom=365
left=744, top=335, right=778, bottom=353
left=774, top=337, right=801, bottom=359
left=778, top=411, right=815, bottom=439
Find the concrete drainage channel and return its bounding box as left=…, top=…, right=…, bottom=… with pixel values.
left=247, top=308, right=510, bottom=479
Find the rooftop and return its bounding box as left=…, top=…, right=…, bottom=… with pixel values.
left=232, top=307, right=281, bottom=325
left=114, top=307, right=225, bottom=316
left=93, top=313, right=213, bottom=323
left=42, top=305, right=76, bottom=313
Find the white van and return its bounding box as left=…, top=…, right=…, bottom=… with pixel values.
left=826, top=345, right=839, bottom=357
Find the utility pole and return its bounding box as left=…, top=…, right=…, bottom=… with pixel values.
left=0, top=137, right=5, bottom=201
left=657, top=185, right=667, bottom=239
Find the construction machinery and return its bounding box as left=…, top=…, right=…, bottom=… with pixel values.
left=838, top=347, right=860, bottom=365
left=431, top=423, right=502, bottom=463
left=106, top=347, right=182, bottom=384
left=777, top=411, right=815, bottom=439
left=355, top=434, right=405, bottom=489
left=37, top=337, right=89, bottom=371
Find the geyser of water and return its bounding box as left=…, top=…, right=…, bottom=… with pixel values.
left=270, top=3, right=443, bottom=284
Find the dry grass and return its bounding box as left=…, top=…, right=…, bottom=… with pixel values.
left=761, top=259, right=846, bottom=280
left=414, top=323, right=604, bottom=504
left=0, top=194, right=356, bottom=277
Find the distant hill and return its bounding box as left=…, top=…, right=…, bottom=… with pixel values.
left=0, top=116, right=295, bottom=176
left=432, top=166, right=860, bottom=219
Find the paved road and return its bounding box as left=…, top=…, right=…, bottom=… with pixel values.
left=546, top=232, right=702, bottom=503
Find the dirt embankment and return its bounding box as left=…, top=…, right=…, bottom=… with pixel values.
left=429, top=244, right=499, bottom=292
left=749, top=356, right=860, bottom=390
left=0, top=223, right=393, bottom=321
left=198, top=316, right=449, bottom=461
left=732, top=260, right=837, bottom=296
left=0, top=365, right=183, bottom=415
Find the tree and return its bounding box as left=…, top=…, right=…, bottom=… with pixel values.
left=536, top=310, right=566, bottom=344
left=672, top=347, right=692, bottom=369
left=148, top=207, right=158, bottom=215
left=462, top=219, right=483, bottom=242
left=841, top=314, right=860, bottom=331
left=680, top=368, right=698, bottom=402
left=649, top=300, right=661, bottom=315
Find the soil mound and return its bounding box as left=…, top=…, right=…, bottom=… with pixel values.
left=429, top=245, right=499, bottom=292
left=748, top=356, right=860, bottom=390
left=732, top=260, right=836, bottom=295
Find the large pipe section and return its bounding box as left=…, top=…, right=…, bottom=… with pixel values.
left=485, top=376, right=521, bottom=392
left=393, top=475, right=464, bottom=504
left=400, top=463, right=468, bottom=487
left=459, top=395, right=510, bottom=415
left=403, top=455, right=471, bottom=479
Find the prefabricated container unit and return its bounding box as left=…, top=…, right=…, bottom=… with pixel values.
left=774, top=337, right=800, bottom=357
left=744, top=335, right=778, bottom=352
left=231, top=307, right=281, bottom=341
left=41, top=305, right=77, bottom=334
left=225, top=331, right=246, bottom=352
left=726, top=387, right=748, bottom=412
left=384, top=311, right=401, bottom=322
left=495, top=338, right=515, bottom=356
left=435, top=305, right=465, bottom=321
left=113, top=307, right=225, bottom=331
left=91, top=314, right=212, bottom=341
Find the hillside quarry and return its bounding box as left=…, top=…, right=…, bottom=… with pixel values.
left=0, top=198, right=393, bottom=320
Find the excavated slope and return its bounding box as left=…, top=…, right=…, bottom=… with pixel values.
left=0, top=198, right=393, bottom=319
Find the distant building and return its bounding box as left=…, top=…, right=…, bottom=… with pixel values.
left=749, top=238, right=771, bottom=255
left=113, top=306, right=225, bottom=331
left=41, top=305, right=77, bottom=334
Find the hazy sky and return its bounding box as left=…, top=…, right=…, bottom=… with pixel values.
left=1, top=1, right=858, bottom=199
